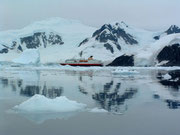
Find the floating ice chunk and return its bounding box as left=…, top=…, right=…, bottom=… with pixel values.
left=13, top=95, right=87, bottom=113
left=163, top=73, right=172, bottom=80
left=112, top=69, right=139, bottom=75
left=89, top=107, right=108, bottom=113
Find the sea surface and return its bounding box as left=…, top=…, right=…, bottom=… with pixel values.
left=0, top=67, right=180, bottom=135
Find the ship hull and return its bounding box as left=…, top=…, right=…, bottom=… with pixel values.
left=60, top=63, right=103, bottom=66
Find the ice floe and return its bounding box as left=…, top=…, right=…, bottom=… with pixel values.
left=111, top=69, right=139, bottom=75
left=13, top=94, right=87, bottom=113
left=89, top=107, right=108, bottom=113
left=162, top=73, right=172, bottom=80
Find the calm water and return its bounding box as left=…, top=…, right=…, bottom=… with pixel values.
left=0, top=68, right=180, bottom=135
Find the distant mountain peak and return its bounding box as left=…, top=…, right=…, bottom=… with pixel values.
left=91, top=22, right=138, bottom=45
left=78, top=21, right=138, bottom=59
left=154, top=25, right=180, bottom=40
left=109, top=21, right=129, bottom=29
left=165, top=25, right=180, bottom=35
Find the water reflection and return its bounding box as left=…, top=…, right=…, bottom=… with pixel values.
left=1, top=69, right=180, bottom=113
left=0, top=77, right=63, bottom=99
left=92, top=88, right=137, bottom=113
left=156, top=70, right=180, bottom=109
left=166, top=99, right=180, bottom=109
left=92, top=79, right=137, bottom=113
left=78, top=75, right=138, bottom=113
left=20, top=84, right=63, bottom=98
left=157, top=70, right=180, bottom=90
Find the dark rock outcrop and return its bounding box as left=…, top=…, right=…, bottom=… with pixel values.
left=78, top=38, right=89, bottom=47
left=108, top=55, right=134, bottom=66
left=20, top=32, right=64, bottom=49
left=0, top=48, right=8, bottom=54
left=104, top=43, right=114, bottom=53
left=165, top=25, right=180, bottom=35
left=17, top=45, right=23, bottom=52
left=153, top=36, right=160, bottom=40
left=157, top=43, right=180, bottom=66
left=0, top=31, right=64, bottom=54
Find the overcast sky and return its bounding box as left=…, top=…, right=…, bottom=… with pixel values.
left=0, top=0, right=180, bottom=31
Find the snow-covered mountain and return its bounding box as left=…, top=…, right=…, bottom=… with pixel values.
left=0, top=17, right=96, bottom=64
left=1, top=17, right=180, bottom=67
left=78, top=22, right=136, bottom=57
left=77, top=22, right=180, bottom=66
left=154, top=25, right=180, bottom=40
left=76, top=21, right=157, bottom=62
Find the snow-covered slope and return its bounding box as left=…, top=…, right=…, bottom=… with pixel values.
left=0, top=17, right=96, bottom=63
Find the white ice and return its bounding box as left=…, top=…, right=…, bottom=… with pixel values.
left=13, top=94, right=87, bottom=113
left=89, top=108, right=108, bottom=113
left=12, top=49, right=40, bottom=65
left=163, top=73, right=172, bottom=80
left=111, top=68, right=139, bottom=75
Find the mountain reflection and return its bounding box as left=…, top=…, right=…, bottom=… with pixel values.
left=2, top=69, right=180, bottom=113
left=156, top=70, right=180, bottom=109
left=20, top=84, right=63, bottom=98
left=92, top=87, right=138, bottom=113
left=0, top=77, right=63, bottom=99
left=166, top=99, right=180, bottom=109
left=157, top=70, right=180, bottom=90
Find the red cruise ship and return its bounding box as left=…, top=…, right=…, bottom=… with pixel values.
left=60, top=57, right=103, bottom=66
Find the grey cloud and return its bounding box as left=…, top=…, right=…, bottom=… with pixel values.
left=0, top=0, right=180, bottom=31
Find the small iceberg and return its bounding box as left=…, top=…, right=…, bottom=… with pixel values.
left=13, top=95, right=87, bottom=113
left=162, top=73, right=172, bottom=80
left=112, top=69, right=139, bottom=75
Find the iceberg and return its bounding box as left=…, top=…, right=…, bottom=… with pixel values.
left=12, top=49, right=40, bottom=65
left=162, top=73, right=172, bottom=80
left=13, top=94, right=87, bottom=113
left=112, top=68, right=139, bottom=75
left=89, top=107, right=108, bottom=113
